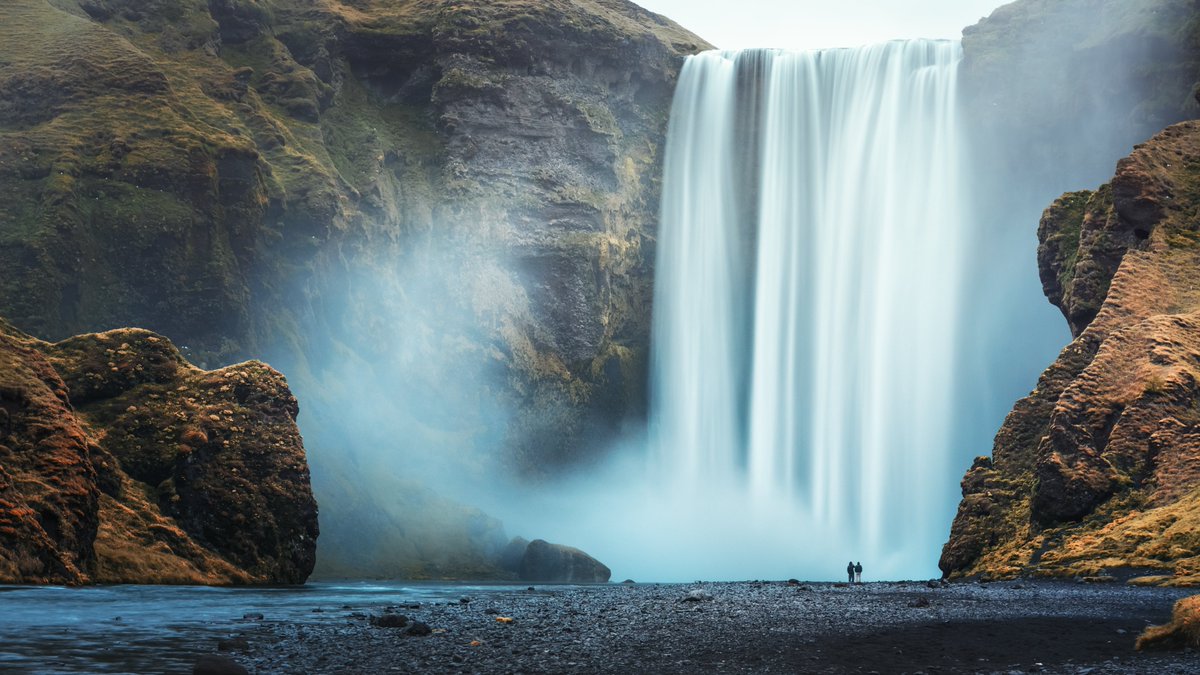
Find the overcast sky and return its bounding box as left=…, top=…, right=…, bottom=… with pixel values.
left=634, top=0, right=1009, bottom=50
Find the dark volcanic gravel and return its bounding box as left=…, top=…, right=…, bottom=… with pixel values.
left=227, top=581, right=1196, bottom=674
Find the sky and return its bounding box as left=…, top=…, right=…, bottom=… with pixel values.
left=633, top=0, right=1009, bottom=50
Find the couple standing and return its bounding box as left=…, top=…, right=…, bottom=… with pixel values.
left=845, top=561, right=863, bottom=583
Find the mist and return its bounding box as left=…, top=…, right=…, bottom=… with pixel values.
left=259, top=0, right=1200, bottom=585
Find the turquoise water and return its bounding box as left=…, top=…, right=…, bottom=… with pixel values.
left=0, top=582, right=527, bottom=673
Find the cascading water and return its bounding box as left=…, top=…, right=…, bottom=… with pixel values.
left=651, top=40, right=966, bottom=579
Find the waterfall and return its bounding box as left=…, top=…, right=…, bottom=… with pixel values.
left=651, top=40, right=965, bottom=578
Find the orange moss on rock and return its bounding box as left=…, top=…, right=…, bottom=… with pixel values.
left=1136, top=594, right=1200, bottom=650
left=0, top=319, right=317, bottom=585
left=942, top=122, right=1200, bottom=586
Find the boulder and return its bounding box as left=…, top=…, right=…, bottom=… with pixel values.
left=1137, top=595, right=1200, bottom=650
left=518, top=539, right=611, bottom=583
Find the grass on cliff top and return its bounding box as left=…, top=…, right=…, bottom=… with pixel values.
left=311, top=0, right=708, bottom=49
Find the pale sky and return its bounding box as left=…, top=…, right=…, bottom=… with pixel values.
left=633, top=0, right=1009, bottom=50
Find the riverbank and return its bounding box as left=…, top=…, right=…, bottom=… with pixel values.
left=236, top=580, right=1193, bottom=674
left=1, top=580, right=1193, bottom=673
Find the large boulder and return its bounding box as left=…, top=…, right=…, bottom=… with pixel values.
left=518, top=539, right=611, bottom=583
left=0, top=319, right=318, bottom=585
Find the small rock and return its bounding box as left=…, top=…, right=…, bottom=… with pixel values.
left=370, top=614, right=409, bottom=628
left=459, top=597, right=471, bottom=604
left=193, top=655, right=249, bottom=675
left=787, top=579, right=800, bottom=585
left=681, top=590, right=713, bottom=603
left=483, top=608, right=501, bottom=615
left=908, top=597, right=931, bottom=608
left=926, top=580, right=941, bottom=589
left=406, top=622, right=433, bottom=636
left=241, top=613, right=264, bottom=621
left=217, top=637, right=249, bottom=652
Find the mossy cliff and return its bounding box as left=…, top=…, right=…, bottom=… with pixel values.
left=0, top=319, right=317, bottom=584
left=941, top=121, right=1200, bottom=586
left=960, top=0, right=1200, bottom=185
left=0, top=0, right=708, bottom=576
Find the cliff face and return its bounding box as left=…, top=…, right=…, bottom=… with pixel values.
left=0, top=0, right=708, bottom=576
left=0, top=319, right=317, bottom=584
left=941, top=122, right=1200, bottom=586
left=960, top=0, right=1200, bottom=186
left=0, top=0, right=707, bottom=464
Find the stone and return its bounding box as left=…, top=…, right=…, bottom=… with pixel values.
left=518, top=539, right=611, bottom=583
left=370, top=614, right=409, bottom=628
left=406, top=622, right=433, bottom=637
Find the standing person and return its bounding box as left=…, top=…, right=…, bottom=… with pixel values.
left=846, top=561, right=854, bottom=583
left=854, top=562, right=863, bottom=584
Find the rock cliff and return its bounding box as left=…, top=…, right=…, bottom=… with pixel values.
left=0, top=0, right=708, bottom=576
left=0, top=0, right=706, bottom=461
left=0, top=319, right=317, bottom=584
left=941, top=121, right=1200, bottom=586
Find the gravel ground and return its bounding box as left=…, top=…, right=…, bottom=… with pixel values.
left=216, top=581, right=1196, bottom=674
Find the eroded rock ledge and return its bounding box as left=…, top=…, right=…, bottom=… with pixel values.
left=941, top=121, right=1200, bottom=586
left=0, top=319, right=317, bottom=584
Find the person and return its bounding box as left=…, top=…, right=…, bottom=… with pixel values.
left=846, top=561, right=854, bottom=583
left=854, top=562, right=863, bottom=584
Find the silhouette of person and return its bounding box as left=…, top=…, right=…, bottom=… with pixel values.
left=854, top=562, right=863, bottom=583
left=846, top=561, right=854, bottom=583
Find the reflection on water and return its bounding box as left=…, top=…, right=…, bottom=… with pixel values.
left=0, top=582, right=524, bottom=673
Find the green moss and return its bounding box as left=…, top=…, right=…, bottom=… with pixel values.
left=319, top=72, right=443, bottom=195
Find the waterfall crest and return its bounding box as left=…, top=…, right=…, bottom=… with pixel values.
left=651, top=40, right=965, bottom=577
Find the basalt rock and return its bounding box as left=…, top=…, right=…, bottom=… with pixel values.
left=518, top=538, right=611, bottom=583
left=940, top=122, right=1200, bottom=586
left=0, top=319, right=317, bottom=584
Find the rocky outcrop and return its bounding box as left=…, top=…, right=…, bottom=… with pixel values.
left=1137, top=594, right=1200, bottom=650
left=517, top=538, right=611, bottom=583
left=940, top=122, right=1200, bottom=586
left=0, top=319, right=317, bottom=584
